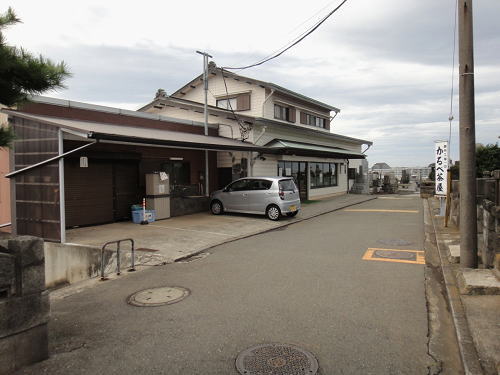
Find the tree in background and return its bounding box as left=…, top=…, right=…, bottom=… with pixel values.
left=428, top=163, right=435, bottom=181
left=0, top=7, right=70, bottom=147
left=476, top=143, right=500, bottom=177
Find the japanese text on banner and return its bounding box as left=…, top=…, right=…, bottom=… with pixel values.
left=434, top=141, right=448, bottom=196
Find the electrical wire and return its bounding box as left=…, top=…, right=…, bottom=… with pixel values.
left=222, top=0, right=348, bottom=71
left=219, top=67, right=252, bottom=141
left=242, top=0, right=342, bottom=70
left=448, top=0, right=458, bottom=155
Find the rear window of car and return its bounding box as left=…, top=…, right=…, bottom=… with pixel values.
left=279, top=179, right=296, bottom=191
left=246, top=179, right=272, bottom=190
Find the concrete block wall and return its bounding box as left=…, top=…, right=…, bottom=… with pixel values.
left=0, top=236, right=49, bottom=374
left=448, top=172, right=500, bottom=268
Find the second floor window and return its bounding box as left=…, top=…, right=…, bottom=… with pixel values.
left=305, top=114, right=325, bottom=128
left=274, top=104, right=290, bottom=121
left=300, top=112, right=328, bottom=128
left=217, top=97, right=237, bottom=110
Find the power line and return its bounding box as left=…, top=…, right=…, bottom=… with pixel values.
left=223, top=0, right=348, bottom=71
left=219, top=67, right=252, bottom=141
left=243, top=0, right=342, bottom=69
left=448, top=0, right=458, bottom=154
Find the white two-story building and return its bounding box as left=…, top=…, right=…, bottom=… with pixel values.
left=140, top=67, right=372, bottom=200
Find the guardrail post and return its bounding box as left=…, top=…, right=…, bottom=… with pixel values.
left=100, top=239, right=135, bottom=281
left=129, top=239, right=136, bottom=272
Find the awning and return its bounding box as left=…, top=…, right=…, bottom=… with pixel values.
left=264, top=139, right=366, bottom=159
left=3, top=110, right=272, bottom=153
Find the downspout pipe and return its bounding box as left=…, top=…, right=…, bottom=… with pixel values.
left=262, top=89, right=275, bottom=116
left=362, top=143, right=371, bottom=154
left=250, top=126, right=267, bottom=175
left=346, top=159, right=350, bottom=194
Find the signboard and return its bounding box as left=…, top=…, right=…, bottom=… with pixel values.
left=79, top=156, right=88, bottom=168
left=434, top=141, right=449, bottom=196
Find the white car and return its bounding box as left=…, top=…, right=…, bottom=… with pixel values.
left=210, top=177, right=301, bottom=221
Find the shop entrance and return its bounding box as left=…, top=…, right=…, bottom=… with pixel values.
left=278, top=161, right=308, bottom=200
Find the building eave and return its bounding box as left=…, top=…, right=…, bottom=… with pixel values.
left=254, top=117, right=373, bottom=146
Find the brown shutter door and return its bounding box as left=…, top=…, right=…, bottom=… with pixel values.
left=324, top=117, right=331, bottom=130
left=289, top=107, right=296, bottom=122
left=113, top=161, right=139, bottom=220
left=300, top=111, right=306, bottom=124
left=65, top=159, right=114, bottom=227
left=236, top=94, right=250, bottom=110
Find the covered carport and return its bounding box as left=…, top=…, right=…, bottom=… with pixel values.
left=3, top=110, right=271, bottom=243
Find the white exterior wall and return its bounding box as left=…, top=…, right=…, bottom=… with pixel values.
left=178, top=74, right=267, bottom=118
left=252, top=155, right=279, bottom=176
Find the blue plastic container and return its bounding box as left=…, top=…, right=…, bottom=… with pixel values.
left=131, top=210, right=155, bottom=224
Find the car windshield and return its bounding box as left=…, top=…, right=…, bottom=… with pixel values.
left=279, top=179, right=296, bottom=191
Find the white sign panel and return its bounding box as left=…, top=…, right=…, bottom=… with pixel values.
left=434, top=141, right=449, bottom=196
left=79, top=156, right=88, bottom=168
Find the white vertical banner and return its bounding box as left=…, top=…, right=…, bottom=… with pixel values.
left=434, top=141, right=449, bottom=196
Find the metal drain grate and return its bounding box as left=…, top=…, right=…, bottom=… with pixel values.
left=373, top=250, right=416, bottom=261
left=235, top=343, right=318, bottom=375
left=377, top=239, right=413, bottom=246
left=127, top=286, right=190, bottom=307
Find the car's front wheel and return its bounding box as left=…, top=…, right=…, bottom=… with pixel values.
left=210, top=200, right=223, bottom=215
left=266, top=205, right=281, bottom=221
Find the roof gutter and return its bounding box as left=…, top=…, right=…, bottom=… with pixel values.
left=88, top=132, right=276, bottom=154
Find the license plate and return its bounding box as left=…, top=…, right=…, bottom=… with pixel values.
left=289, top=205, right=297, bottom=212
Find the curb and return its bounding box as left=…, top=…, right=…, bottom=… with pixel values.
left=173, top=195, right=377, bottom=262
left=424, top=198, right=484, bottom=375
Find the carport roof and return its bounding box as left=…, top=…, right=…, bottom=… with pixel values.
left=265, top=139, right=366, bottom=159
left=3, top=110, right=272, bottom=153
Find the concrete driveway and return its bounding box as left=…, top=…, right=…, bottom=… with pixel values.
left=66, top=194, right=377, bottom=264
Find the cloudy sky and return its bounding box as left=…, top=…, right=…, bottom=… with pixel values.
left=5, top=0, right=500, bottom=166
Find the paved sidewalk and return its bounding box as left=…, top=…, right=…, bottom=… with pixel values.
left=426, top=198, right=500, bottom=375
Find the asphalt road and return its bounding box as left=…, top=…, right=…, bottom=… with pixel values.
left=19, top=195, right=440, bottom=375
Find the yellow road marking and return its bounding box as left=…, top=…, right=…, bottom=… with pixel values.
left=344, top=209, right=419, bottom=213
left=362, top=248, right=425, bottom=265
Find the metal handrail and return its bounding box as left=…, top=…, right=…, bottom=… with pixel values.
left=100, top=238, right=135, bottom=281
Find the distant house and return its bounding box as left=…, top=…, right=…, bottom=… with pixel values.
left=140, top=68, right=372, bottom=200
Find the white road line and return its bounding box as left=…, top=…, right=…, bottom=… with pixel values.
left=149, top=224, right=235, bottom=237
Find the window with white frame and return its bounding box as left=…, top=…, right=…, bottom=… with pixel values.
left=216, top=97, right=237, bottom=110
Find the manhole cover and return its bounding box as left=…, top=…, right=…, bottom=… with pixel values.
left=373, top=250, right=416, bottom=261
left=377, top=239, right=413, bottom=246
left=235, top=343, right=318, bottom=375
left=127, top=286, right=190, bottom=307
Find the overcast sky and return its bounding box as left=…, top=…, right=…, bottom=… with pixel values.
left=5, top=0, right=500, bottom=167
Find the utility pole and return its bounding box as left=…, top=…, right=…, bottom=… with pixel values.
left=196, top=50, right=213, bottom=197
left=458, top=0, right=477, bottom=268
